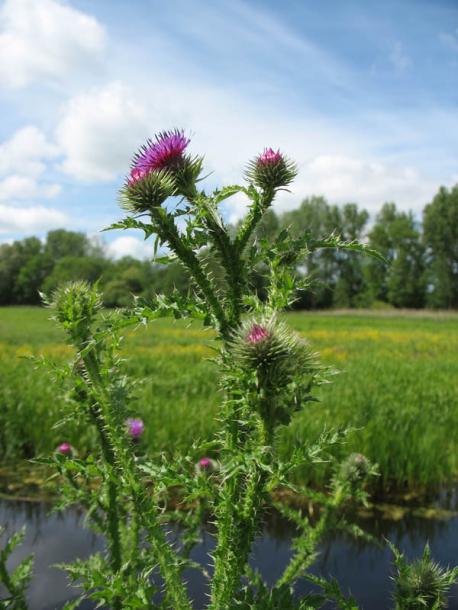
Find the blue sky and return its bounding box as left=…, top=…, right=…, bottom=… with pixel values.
left=0, top=0, right=457, bottom=259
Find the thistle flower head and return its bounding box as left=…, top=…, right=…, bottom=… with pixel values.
left=338, top=452, right=371, bottom=488
left=392, top=543, right=458, bottom=610
left=122, top=129, right=203, bottom=207
left=257, top=148, right=283, bottom=166
left=232, top=317, right=315, bottom=375
left=45, top=281, right=102, bottom=345
left=57, top=442, right=72, bottom=456
left=228, top=317, right=319, bottom=427
left=131, top=130, right=190, bottom=181
left=195, top=456, right=218, bottom=475
left=126, top=417, right=145, bottom=439
left=246, top=323, right=270, bottom=344
left=245, top=147, right=297, bottom=190
left=120, top=169, right=176, bottom=213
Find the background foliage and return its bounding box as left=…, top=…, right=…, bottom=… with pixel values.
left=1, top=184, right=457, bottom=310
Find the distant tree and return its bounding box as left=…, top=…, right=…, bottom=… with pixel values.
left=423, top=185, right=458, bottom=308
left=281, top=198, right=369, bottom=308
left=366, top=203, right=425, bottom=308
left=332, top=203, right=369, bottom=308
left=0, top=237, right=43, bottom=304
left=281, top=197, right=335, bottom=308
left=45, top=229, right=102, bottom=260
left=42, top=256, right=107, bottom=294
left=15, top=253, right=54, bottom=304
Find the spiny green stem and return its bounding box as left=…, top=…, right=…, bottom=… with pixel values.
left=151, top=208, right=229, bottom=339
left=198, top=197, right=243, bottom=326
left=210, top=400, right=273, bottom=609
left=82, top=348, right=192, bottom=610
left=235, top=188, right=274, bottom=255
left=0, top=555, right=27, bottom=608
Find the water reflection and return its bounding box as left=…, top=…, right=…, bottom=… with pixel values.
left=1, top=499, right=457, bottom=609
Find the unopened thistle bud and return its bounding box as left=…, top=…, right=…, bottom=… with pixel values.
left=230, top=317, right=317, bottom=389
left=392, top=543, right=458, bottom=610
left=246, top=323, right=270, bottom=344
left=57, top=442, right=73, bottom=456
left=339, top=453, right=371, bottom=488
left=126, top=417, right=145, bottom=440
left=47, top=281, right=102, bottom=344
left=195, top=456, right=218, bottom=475
left=120, top=169, right=176, bottom=213
left=245, top=147, right=297, bottom=190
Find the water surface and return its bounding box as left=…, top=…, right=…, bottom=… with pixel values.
left=1, top=499, right=458, bottom=609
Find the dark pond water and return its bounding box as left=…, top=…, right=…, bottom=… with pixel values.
left=1, top=498, right=458, bottom=609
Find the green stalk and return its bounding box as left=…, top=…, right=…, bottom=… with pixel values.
left=235, top=188, right=274, bottom=255
left=198, top=197, right=244, bottom=326
left=209, top=399, right=273, bottom=609
left=0, top=557, right=27, bottom=609
left=83, top=352, right=122, bottom=578
left=151, top=208, right=229, bottom=339
left=82, top=349, right=193, bottom=610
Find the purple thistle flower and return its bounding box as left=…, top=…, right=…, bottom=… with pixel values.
left=129, top=129, right=190, bottom=184
left=257, top=148, right=283, bottom=166
left=126, top=417, right=145, bottom=439
left=57, top=442, right=72, bottom=456
left=246, top=323, right=270, bottom=344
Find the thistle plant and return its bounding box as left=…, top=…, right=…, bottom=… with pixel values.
left=1, top=129, right=457, bottom=609
left=390, top=543, right=458, bottom=610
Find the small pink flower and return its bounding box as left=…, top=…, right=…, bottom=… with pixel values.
left=199, top=457, right=211, bottom=470
left=126, top=417, right=145, bottom=439
left=57, top=442, right=72, bottom=456
left=257, top=148, right=283, bottom=166
left=246, top=324, right=270, bottom=344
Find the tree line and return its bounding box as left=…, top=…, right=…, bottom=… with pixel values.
left=1, top=184, right=457, bottom=309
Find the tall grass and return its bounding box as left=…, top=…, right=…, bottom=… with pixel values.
left=1, top=306, right=457, bottom=493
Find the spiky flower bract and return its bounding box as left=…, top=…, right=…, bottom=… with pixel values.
left=245, top=147, right=297, bottom=190
left=392, top=543, right=458, bottom=610
left=338, top=452, right=371, bottom=487
left=228, top=317, right=319, bottom=426
left=46, top=281, right=102, bottom=345
left=120, top=169, right=176, bottom=213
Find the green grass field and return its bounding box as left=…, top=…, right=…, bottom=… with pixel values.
left=1, top=306, right=457, bottom=495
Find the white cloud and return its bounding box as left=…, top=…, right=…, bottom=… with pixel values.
left=0, top=126, right=61, bottom=208
left=0, top=126, right=58, bottom=177
left=0, top=204, right=68, bottom=234
left=107, top=236, right=152, bottom=260
left=0, top=175, right=61, bottom=201
left=56, top=82, right=150, bottom=181
left=281, top=154, right=438, bottom=215
left=0, top=0, right=106, bottom=88
left=54, top=76, right=447, bottom=224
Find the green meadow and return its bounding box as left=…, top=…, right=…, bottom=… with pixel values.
left=1, top=306, right=457, bottom=495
